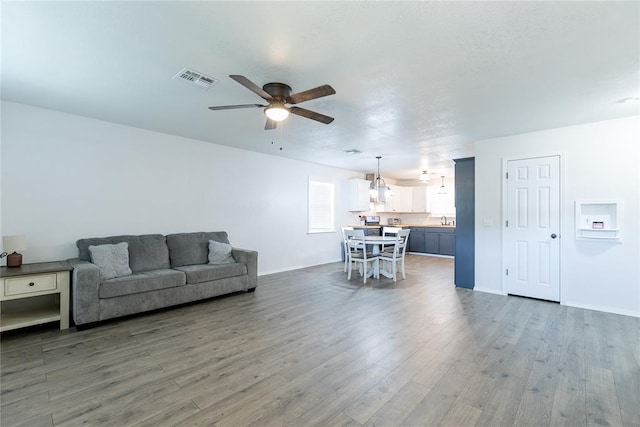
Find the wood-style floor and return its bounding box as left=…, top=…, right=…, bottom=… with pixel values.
left=1, top=255, right=639, bottom=426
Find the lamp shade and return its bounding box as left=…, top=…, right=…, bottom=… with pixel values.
left=3, top=235, right=27, bottom=252
left=437, top=176, right=448, bottom=194
left=418, top=170, right=430, bottom=183
left=265, top=104, right=289, bottom=121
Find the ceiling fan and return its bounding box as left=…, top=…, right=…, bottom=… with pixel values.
left=208, top=75, right=336, bottom=130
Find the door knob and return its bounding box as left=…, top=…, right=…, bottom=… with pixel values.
left=551, top=233, right=557, bottom=239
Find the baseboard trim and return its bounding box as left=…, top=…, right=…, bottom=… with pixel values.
left=473, top=287, right=505, bottom=296
left=407, top=252, right=454, bottom=259
left=562, top=300, right=640, bottom=318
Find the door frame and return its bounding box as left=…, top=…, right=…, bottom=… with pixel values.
left=501, top=151, right=566, bottom=303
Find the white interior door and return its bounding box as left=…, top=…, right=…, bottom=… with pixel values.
left=505, top=156, right=560, bottom=301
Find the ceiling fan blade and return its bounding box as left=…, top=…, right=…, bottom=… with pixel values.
left=289, top=106, right=334, bottom=124
left=287, top=85, right=336, bottom=104
left=264, top=118, right=277, bottom=130
left=229, top=75, right=273, bottom=101
left=208, top=104, right=265, bottom=111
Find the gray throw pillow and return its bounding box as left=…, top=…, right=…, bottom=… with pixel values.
left=89, top=242, right=132, bottom=280
left=208, top=240, right=235, bottom=265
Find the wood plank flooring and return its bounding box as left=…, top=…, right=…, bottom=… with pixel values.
left=1, top=255, right=639, bottom=426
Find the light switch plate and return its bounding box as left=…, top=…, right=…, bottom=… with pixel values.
left=483, top=219, right=493, bottom=227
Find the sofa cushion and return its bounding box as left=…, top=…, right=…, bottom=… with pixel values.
left=166, top=232, right=230, bottom=267
left=208, top=240, right=236, bottom=265
left=173, top=263, right=247, bottom=285
left=99, top=269, right=186, bottom=298
left=89, top=242, right=132, bottom=280
left=77, top=234, right=170, bottom=273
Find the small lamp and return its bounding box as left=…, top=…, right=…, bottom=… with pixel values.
left=264, top=103, right=290, bottom=121
left=1, top=235, right=28, bottom=268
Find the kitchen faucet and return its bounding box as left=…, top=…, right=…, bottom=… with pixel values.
left=441, top=215, right=447, bottom=225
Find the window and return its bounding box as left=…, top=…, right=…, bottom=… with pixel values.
left=308, top=179, right=335, bottom=233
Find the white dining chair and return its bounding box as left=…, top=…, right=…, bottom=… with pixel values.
left=341, top=226, right=354, bottom=272
left=381, top=226, right=401, bottom=253
left=378, top=228, right=411, bottom=281
left=345, top=229, right=377, bottom=283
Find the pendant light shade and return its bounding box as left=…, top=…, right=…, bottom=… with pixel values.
left=418, top=170, right=430, bottom=183
left=438, top=176, right=447, bottom=194
left=370, top=156, right=392, bottom=202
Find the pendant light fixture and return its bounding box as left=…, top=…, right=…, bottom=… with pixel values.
left=438, top=176, right=447, bottom=194
left=369, top=156, right=392, bottom=202
left=418, top=170, right=430, bottom=183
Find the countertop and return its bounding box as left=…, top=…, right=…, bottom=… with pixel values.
left=398, top=224, right=456, bottom=228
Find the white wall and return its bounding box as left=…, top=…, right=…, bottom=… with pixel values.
left=1, top=101, right=362, bottom=275
left=475, top=116, right=640, bottom=317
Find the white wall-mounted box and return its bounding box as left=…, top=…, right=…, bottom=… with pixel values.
left=575, top=199, right=621, bottom=241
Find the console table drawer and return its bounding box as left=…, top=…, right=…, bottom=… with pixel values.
left=4, top=274, right=57, bottom=297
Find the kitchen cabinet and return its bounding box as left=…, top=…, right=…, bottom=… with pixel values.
left=389, top=185, right=413, bottom=212
left=407, top=227, right=455, bottom=256
left=376, top=186, right=430, bottom=213
left=375, top=197, right=389, bottom=212
left=412, top=187, right=429, bottom=212
left=348, top=179, right=371, bottom=212
left=408, top=228, right=425, bottom=252
left=424, top=231, right=440, bottom=253
left=439, top=233, right=456, bottom=256
left=454, top=157, right=474, bottom=289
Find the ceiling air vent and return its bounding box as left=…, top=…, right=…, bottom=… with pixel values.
left=173, top=68, right=219, bottom=90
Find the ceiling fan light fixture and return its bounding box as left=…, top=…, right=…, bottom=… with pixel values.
left=418, top=170, right=430, bottom=183
left=264, top=104, right=289, bottom=121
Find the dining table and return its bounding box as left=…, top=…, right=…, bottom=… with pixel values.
left=352, top=235, right=398, bottom=279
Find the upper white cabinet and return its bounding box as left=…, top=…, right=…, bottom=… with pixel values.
left=385, top=185, right=413, bottom=212
left=375, top=187, right=392, bottom=212
left=348, top=179, right=371, bottom=211
left=575, top=199, right=621, bottom=241
left=412, top=186, right=429, bottom=212
left=376, top=186, right=430, bottom=213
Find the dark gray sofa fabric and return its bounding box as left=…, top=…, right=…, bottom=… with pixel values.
left=166, top=232, right=229, bottom=267
left=77, top=234, right=170, bottom=273
left=98, top=269, right=186, bottom=298
left=70, top=231, right=257, bottom=326
left=98, top=275, right=248, bottom=321
left=174, top=264, right=247, bottom=284
left=70, top=259, right=101, bottom=325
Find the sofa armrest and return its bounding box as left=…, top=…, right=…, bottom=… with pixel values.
left=68, top=258, right=101, bottom=325
left=232, top=248, right=258, bottom=290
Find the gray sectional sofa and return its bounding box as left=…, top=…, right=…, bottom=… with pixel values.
left=68, top=231, right=257, bottom=327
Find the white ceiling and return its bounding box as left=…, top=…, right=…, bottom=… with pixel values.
left=2, top=1, right=638, bottom=180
